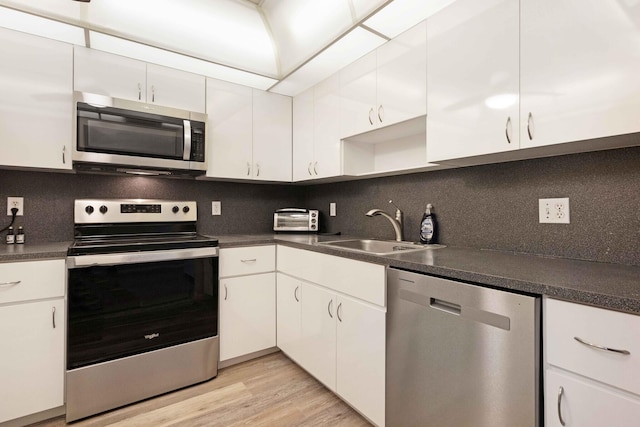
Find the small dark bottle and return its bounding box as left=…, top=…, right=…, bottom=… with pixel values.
left=419, top=204, right=437, bottom=244
left=6, top=226, right=15, bottom=244
left=16, top=226, right=24, bottom=244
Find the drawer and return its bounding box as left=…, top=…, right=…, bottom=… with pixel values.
left=277, top=245, right=385, bottom=306
left=220, top=245, right=275, bottom=277
left=545, top=368, right=640, bottom=427
left=0, top=259, right=65, bottom=304
left=545, top=297, right=640, bottom=395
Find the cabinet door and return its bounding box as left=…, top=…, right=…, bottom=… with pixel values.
left=205, top=78, right=253, bottom=179
left=219, top=273, right=276, bottom=361
left=313, top=73, right=342, bottom=179
left=0, top=28, right=72, bottom=170
left=545, top=369, right=640, bottom=427
left=340, top=50, right=378, bottom=138
left=252, top=90, right=292, bottom=182
left=74, top=46, right=147, bottom=102
left=377, top=20, right=427, bottom=128
left=292, top=87, right=315, bottom=181
left=276, top=273, right=302, bottom=361
left=426, top=0, right=519, bottom=163
left=336, top=295, right=386, bottom=427
left=0, top=299, right=64, bottom=423
left=521, top=0, right=640, bottom=148
left=299, top=282, right=337, bottom=391
left=146, top=63, right=205, bottom=113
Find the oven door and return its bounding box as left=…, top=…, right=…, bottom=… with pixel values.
left=66, top=247, right=218, bottom=370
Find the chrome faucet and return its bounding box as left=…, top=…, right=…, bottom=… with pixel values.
left=366, top=200, right=404, bottom=242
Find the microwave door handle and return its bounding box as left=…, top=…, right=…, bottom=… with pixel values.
left=183, top=120, right=192, bottom=160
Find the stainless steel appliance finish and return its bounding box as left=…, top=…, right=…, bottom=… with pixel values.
left=273, top=208, right=319, bottom=232
left=73, top=92, right=207, bottom=175
left=317, top=239, right=445, bottom=255
left=386, top=267, right=541, bottom=427
left=66, top=199, right=219, bottom=422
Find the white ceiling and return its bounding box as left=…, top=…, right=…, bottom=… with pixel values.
left=0, top=0, right=454, bottom=95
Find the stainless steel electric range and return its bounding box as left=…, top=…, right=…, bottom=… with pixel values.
left=65, top=199, right=219, bottom=422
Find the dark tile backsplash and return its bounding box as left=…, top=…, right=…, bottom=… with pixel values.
left=1, top=145, right=639, bottom=266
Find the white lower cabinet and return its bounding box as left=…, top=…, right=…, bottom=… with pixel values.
left=277, top=246, right=386, bottom=426
left=544, top=297, right=640, bottom=426
left=219, top=246, right=276, bottom=363
left=219, top=273, right=276, bottom=362
left=0, top=260, right=66, bottom=424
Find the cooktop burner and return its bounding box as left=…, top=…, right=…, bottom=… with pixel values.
left=68, top=199, right=218, bottom=256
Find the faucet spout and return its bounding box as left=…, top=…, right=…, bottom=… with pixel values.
left=366, top=209, right=404, bottom=242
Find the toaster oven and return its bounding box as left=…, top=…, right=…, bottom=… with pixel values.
left=273, top=208, right=319, bottom=232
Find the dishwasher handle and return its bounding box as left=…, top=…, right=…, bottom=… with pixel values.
left=430, top=297, right=461, bottom=315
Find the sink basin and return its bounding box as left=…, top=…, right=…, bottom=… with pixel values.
left=317, top=239, right=444, bottom=256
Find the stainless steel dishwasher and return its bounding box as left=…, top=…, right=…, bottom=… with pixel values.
left=386, top=267, right=541, bottom=427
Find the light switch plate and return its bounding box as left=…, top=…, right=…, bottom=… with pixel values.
left=539, top=198, right=569, bottom=224
left=330, top=202, right=336, bottom=217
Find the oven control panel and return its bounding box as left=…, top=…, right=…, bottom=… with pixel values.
left=74, top=199, right=197, bottom=223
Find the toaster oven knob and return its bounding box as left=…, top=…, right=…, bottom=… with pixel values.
left=183, top=206, right=190, bottom=213
left=172, top=206, right=179, bottom=214
left=99, top=205, right=108, bottom=214
left=85, top=205, right=94, bottom=215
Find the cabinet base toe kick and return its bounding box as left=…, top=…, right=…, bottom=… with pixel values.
left=66, top=336, right=219, bottom=423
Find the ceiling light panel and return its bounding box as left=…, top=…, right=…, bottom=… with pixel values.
left=270, top=27, right=386, bottom=97
left=89, top=32, right=277, bottom=90
left=364, top=0, right=456, bottom=38
left=0, top=5, right=85, bottom=45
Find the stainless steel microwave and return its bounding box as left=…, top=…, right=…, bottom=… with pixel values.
left=73, top=92, right=207, bottom=175
left=273, top=208, right=319, bottom=232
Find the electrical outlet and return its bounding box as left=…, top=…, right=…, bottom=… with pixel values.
left=212, top=201, right=221, bottom=216
left=539, top=197, right=570, bottom=224
left=330, top=202, right=336, bottom=217
left=7, top=197, right=24, bottom=216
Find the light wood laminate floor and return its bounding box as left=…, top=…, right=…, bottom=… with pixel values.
left=31, top=352, right=371, bottom=427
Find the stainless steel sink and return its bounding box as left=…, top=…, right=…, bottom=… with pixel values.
left=317, top=239, right=444, bottom=256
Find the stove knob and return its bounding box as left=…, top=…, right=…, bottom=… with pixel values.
left=85, top=205, right=94, bottom=215
left=183, top=206, right=190, bottom=213
left=172, top=206, right=179, bottom=214
left=99, top=205, right=108, bottom=214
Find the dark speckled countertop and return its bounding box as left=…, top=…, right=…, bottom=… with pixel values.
left=2, top=235, right=639, bottom=315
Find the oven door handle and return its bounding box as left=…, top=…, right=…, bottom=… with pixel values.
left=67, top=247, right=219, bottom=268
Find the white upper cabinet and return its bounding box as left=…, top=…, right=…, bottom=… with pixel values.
left=0, top=28, right=73, bottom=171
left=74, top=47, right=205, bottom=112
left=252, top=90, right=292, bottom=182
left=206, top=78, right=292, bottom=182
left=520, top=0, right=640, bottom=149
left=293, top=73, right=342, bottom=182
left=426, top=0, right=519, bottom=163
left=341, top=21, right=427, bottom=139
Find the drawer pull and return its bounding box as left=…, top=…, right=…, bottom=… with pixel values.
left=240, top=259, right=257, bottom=263
left=0, top=280, right=21, bottom=288
left=224, top=284, right=228, bottom=301
left=557, top=386, right=566, bottom=426
left=52, top=306, right=56, bottom=329
left=574, top=336, right=631, bottom=355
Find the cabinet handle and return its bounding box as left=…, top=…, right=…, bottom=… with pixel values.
left=505, top=116, right=512, bottom=144
left=368, top=108, right=374, bottom=125
left=527, top=112, right=534, bottom=140
left=337, top=302, right=342, bottom=322
left=256, top=163, right=260, bottom=177
left=328, top=299, right=334, bottom=318
left=224, top=284, right=228, bottom=300
left=557, top=386, right=566, bottom=426
left=52, top=306, right=56, bottom=329
left=240, top=259, right=257, bottom=263
left=378, top=105, right=384, bottom=123
left=151, top=85, right=156, bottom=103
left=0, top=280, right=21, bottom=288
left=294, top=286, right=299, bottom=302
left=308, top=162, right=313, bottom=176
left=313, top=162, right=318, bottom=175
left=574, top=336, right=631, bottom=355
left=247, top=162, right=251, bottom=176
left=62, top=145, right=66, bottom=164
left=138, top=83, right=142, bottom=100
